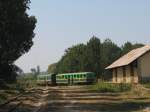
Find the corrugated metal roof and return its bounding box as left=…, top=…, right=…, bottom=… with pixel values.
left=106, top=45, right=150, bottom=69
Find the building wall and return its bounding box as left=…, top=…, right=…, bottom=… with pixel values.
left=138, top=51, right=150, bottom=82
left=112, top=69, right=116, bottom=83
left=117, top=67, right=124, bottom=83
left=126, top=65, right=131, bottom=83
left=133, top=67, right=138, bottom=83
left=112, top=65, right=138, bottom=83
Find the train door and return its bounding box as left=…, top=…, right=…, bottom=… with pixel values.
left=68, top=75, right=73, bottom=85
left=51, top=74, right=56, bottom=86
left=68, top=75, right=70, bottom=85
left=71, top=75, right=73, bottom=85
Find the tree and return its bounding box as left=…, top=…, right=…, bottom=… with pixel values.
left=56, top=44, right=87, bottom=73
left=85, top=36, right=101, bottom=78
left=101, top=39, right=121, bottom=68
left=37, top=65, right=40, bottom=75
left=30, top=68, right=36, bottom=75
left=121, top=42, right=133, bottom=55
left=121, top=42, right=144, bottom=55
left=0, top=0, right=37, bottom=82
left=101, top=39, right=122, bottom=80
left=48, top=63, right=57, bottom=73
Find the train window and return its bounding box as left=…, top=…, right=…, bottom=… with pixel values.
left=65, top=75, right=67, bottom=79
left=63, top=75, right=65, bottom=79
left=60, top=76, right=63, bottom=79
left=74, top=75, right=76, bottom=78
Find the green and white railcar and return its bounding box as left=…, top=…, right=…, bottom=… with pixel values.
left=37, top=74, right=52, bottom=85
left=56, top=72, right=96, bottom=85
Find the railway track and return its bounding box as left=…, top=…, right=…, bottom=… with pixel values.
left=0, top=87, right=49, bottom=112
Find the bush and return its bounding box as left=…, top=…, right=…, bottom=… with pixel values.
left=0, top=94, right=7, bottom=104
left=90, top=82, right=131, bottom=92
left=16, top=74, right=37, bottom=89
left=0, top=79, right=10, bottom=89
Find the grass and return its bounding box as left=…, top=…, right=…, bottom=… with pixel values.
left=142, top=83, right=150, bottom=89
left=0, top=94, right=7, bottom=104
left=0, top=75, right=38, bottom=105
left=89, top=82, right=132, bottom=93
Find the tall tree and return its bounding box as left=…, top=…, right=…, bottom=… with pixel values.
left=0, top=0, right=37, bottom=82
left=48, top=63, right=57, bottom=74
left=101, top=39, right=121, bottom=79
left=56, top=44, right=86, bottom=73
left=121, top=42, right=133, bottom=55
left=121, top=42, right=144, bottom=55
left=86, top=36, right=101, bottom=78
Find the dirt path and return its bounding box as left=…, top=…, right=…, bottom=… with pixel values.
left=1, top=86, right=149, bottom=112
left=0, top=87, right=50, bottom=112
left=38, top=86, right=150, bottom=112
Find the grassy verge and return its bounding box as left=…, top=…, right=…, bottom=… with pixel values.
left=0, top=94, right=7, bottom=104
left=89, top=82, right=132, bottom=93
left=0, top=74, right=38, bottom=105
left=142, top=83, right=150, bottom=89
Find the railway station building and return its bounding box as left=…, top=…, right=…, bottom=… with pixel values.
left=106, top=45, right=150, bottom=83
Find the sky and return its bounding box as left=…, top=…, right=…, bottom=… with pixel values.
left=15, top=0, right=150, bottom=73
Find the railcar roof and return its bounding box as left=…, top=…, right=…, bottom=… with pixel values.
left=37, top=74, right=52, bottom=77
left=57, top=72, right=94, bottom=76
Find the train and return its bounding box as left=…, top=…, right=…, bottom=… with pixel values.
left=37, top=72, right=96, bottom=85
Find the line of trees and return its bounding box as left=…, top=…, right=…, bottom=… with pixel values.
left=48, top=36, right=144, bottom=79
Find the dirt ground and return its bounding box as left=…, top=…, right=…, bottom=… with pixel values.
left=38, top=86, right=150, bottom=112
left=0, top=86, right=150, bottom=112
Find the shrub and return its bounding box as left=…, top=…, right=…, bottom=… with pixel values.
left=0, top=79, right=10, bottom=89
left=16, top=74, right=37, bottom=90
left=0, top=94, right=7, bottom=104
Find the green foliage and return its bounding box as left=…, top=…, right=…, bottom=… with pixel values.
left=121, top=42, right=144, bottom=55
left=101, top=39, right=122, bottom=79
left=0, top=94, right=7, bottom=104
left=56, top=44, right=87, bottom=73
left=17, top=74, right=37, bottom=89
left=56, top=37, right=102, bottom=77
left=54, top=36, right=144, bottom=81
left=90, top=82, right=132, bottom=92
left=48, top=63, right=57, bottom=73
left=143, top=83, right=150, bottom=89
left=0, top=0, right=37, bottom=82
left=85, top=36, right=101, bottom=78
left=0, top=79, right=10, bottom=89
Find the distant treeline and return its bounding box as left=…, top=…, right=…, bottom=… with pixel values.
left=48, top=36, right=144, bottom=79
